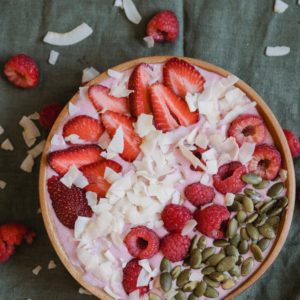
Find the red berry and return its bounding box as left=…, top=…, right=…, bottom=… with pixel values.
left=161, top=204, right=193, bottom=233
left=228, top=114, right=266, bottom=147
left=147, top=11, right=179, bottom=43
left=248, top=144, right=281, bottom=180
left=283, top=129, right=300, bottom=158
left=39, top=103, right=63, bottom=130
left=190, top=146, right=209, bottom=172
left=194, top=204, right=230, bottom=239
left=0, top=239, right=15, bottom=263
left=161, top=233, right=190, bottom=263
left=212, top=161, right=247, bottom=194
left=185, top=182, right=215, bottom=207
left=163, top=57, right=205, bottom=99
left=4, top=54, right=39, bottom=89
left=125, top=226, right=160, bottom=259
left=122, top=258, right=150, bottom=296
left=47, top=176, right=93, bottom=229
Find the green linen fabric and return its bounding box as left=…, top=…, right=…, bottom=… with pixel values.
left=0, top=0, right=299, bottom=299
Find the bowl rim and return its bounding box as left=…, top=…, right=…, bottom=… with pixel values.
left=39, top=55, right=295, bottom=300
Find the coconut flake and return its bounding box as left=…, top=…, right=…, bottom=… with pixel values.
left=138, top=259, right=152, bottom=273
left=48, top=50, right=59, bottom=65
left=104, top=167, right=122, bottom=184
left=82, top=67, right=100, bottom=83
left=111, top=232, right=123, bottom=250
left=140, top=130, right=162, bottom=157
left=137, top=268, right=151, bottom=287
left=198, top=100, right=214, bottom=115
left=108, top=69, right=123, bottom=80
left=114, top=0, right=123, bottom=6
left=104, top=250, right=116, bottom=263
left=28, top=112, right=40, bottom=120
left=185, top=92, right=198, bottom=112
left=75, top=216, right=91, bottom=238
left=239, top=142, right=255, bottom=165
left=0, top=181, right=6, bottom=189
left=265, top=46, right=290, bottom=56
left=195, top=131, right=208, bottom=149
left=69, top=102, right=80, bottom=116
left=108, top=126, right=124, bottom=153
left=143, top=36, right=154, bottom=48
left=51, top=134, right=60, bottom=146
left=27, top=140, right=46, bottom=158
left=155, top=220, right=164, bottom=228
left=0, top=126, right=3, bottom=135
left=279, top=169, right=287, bottom=182
left=225, top=193, right=235, bottom=206
left=32, top=265, right=42, bottom=275
left=109, top=85, right=134, bottom=97
left=179, top=143, right=207, bottom=171
left=172, top=191, right=180, bottom=204
left=164, top=288, right=178, bottom=300
left=123, top=0, right=142, bottom=24
left=202, top=148, right=217, bottom=162
left=137, top=114, right=153, bottom=138
left=189, top=271, right=202, bottom=281
left=48, top=260, right=57, bottom=269
left=1, top=139, right=13, bottom=150
left=143, top=294, right=150, bottom=300
left=43, top=23, right=93, bottom=46
left=20, top=154, right=34, bottom=172
left=104, top=286, right=121, bottom=299
left=274, top=0, right=288, bottom=13
left=181, top=219, right=197, bottom=236
left=86, top=191, right=98, bottom=206
left=37, top=207, right=41, bottom=214
left=19, top=116, right=41, bottom=139
left=65, top=134, right=85, bottom=144
left=201, top=203, right=213, bottom=211
left=220, top=75, right=239, bottom=89
left=206, top=160, right=218, bottom=175
left=217, top=153, right=231, bottom=167
left=60, top=164, right=88, bottom=188
left=200, top=173, right=210, bottom=185
left=79, top=288, right=92, bottom=295
left=225, top=88, right=245, bottom=103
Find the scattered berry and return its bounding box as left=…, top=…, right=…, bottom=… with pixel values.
left=213, top=161, right=247, bottom=194
left=39, top=103, right=63, bottom=130
left=163, top=57, right=205, bottom=99
left=228, top=114, right=266, bottom=147
left=161, top=204, right=193, bottom=233
left=47, top=176, right=92, bottom=228
left=4, top=54, right=39, bottom=89
left=147, top=11, right=179, bottom=43
left=184, top=182, right=215, bottom=207
left=194, top=204, right=230, bottom=239
left=248, top=144, right=281, bottom=180
left=283, top=129, right=300, bottom=158
left=122, top=258, right=150, bottom=296
left=190, top=146, right=209, bottom=172
left=161, top=233, right=190, bottom=263
left=125, top=226, right=160, bottom=259
left=0, top=238, right=14, bottom=263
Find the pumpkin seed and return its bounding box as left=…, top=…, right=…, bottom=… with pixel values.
left=230, top=233, right=241, bottom=248
left=252, top=239, right=258, bottom=244
left=226, top=218, right=238, bottom=238
left=213, top=239, right=229, bottom=247
left=203, top=275, right=220, bottom=288
left=183, top=256, right=191, bottom=267
left=149, top=293, right=162, bottom=300
left=266, top=207, right=283, bottom=217
left=237, top=210, right=248, bottom=224
left=210, top=272, right=230, bottom=282
left=252, top=199, right=259, bottom=205
left=183, top=281, right=198, bottom=292
left=258, top=238, right=271, bottom=252
left=201, top=266, right=216, bottom=275
left=198, top=263, right=207, bottom=269
left=160, top=257, right=171, bottom=273
left=202, top=247, right=216, bottom=261
left=253, top=180, right=269, bottom=189
left=272, top=174, right=280, bottom=181
left=240, top=228, right=250, bottom=241
left=241, top=173, right=262, bottom=185
left=190, top=249, right=202, bottom=269
left=160, top=272, right=172, bottom=292
left=246, top=223, right=259, bottom=240
left=195, top=281, right=207, bottom=297
left=266, top=216, right=280, bottom=226
left=216, top=256, right=237, bottom=272
left=204, top=286, right=219, bottom=298
left=228, top=201, right=243, bottom=212
left=190, top=235, right=198, bottom=255
left=238, top=240, right=249, bottom=255
left=228, top=265, right=241, bottom=277
left=177, top=269, right=192, bottom=287
left=206, top=254, right=225, bottom=266
left=276, top=196, right=289, bottom=208
left=267, top=182, right=284, bottom=198
left=175, top=289, right=186, bottom=300
left=244, top=188, right=260, bottom=198
left=250, top=243, right=264, bottom=262
left=243, top=196, right=254, bottom=213
left=171, top=265, right=181, bottom=280
left=234, top=194, right=246, bottom=202
left=219, top=247, right=227, bottom=256
left=255, top=201, right=264, bottom=211
left=222, top=276, right=239, bottom=290
left=245, top=213, right=259, bottom=224
left=236, top=255, right=244, bottom=266
left=241, top=257, right=254, bottom=276
left=226, top=245, right=239, bottom=259
left=258, top=200, right=277, bottom=214
left=187, top=294, right=198, bottom=300
left=258, top=223, right=276, bottom=239
left=253, top=213, right=267, bottom=227
left=197, top=236, right=206, bottom=250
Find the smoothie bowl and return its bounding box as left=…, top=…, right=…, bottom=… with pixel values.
left=39, top=56, right=295, bottom=300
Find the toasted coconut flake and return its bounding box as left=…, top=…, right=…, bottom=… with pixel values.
left=108, top=69, right=123, bottom=80
left=123, top=0, right=142, bottom=24
left=28, top=112, right=40, bottom=120
left=48, top=50, right=59, bottom=65
left=0, top=180, right=6, bottom=189
left=104, top=286, right=121, bottom=299
left=22, top=131, right=36, bottom=147
left=225, top=193, right=235, bottom=206
left=32, top=265, right=42, bottom=275
left=279, top=169, right=287, bottom=182
left=65, top=134, right=85, bottom=144
left=27, top=140, right=46, bottom=158
left=143, top=36, right=154, bottom=48
left=239, top=142, right=255, bottom=165
left=1, top=139, right=13, bottom=150
left=0, top=126, right=3, bottom=135
left=48, top=260, right=57, bottom=269
left=43, top=23, right=93, bottom=46
left=20, top=154, right=34, bottom=172
left=79, top=287, right=93, bottom=295
left=201, top=203, right=213, bottom=211
left=69, top=102, right=80, bottom=116
left=82, top=67, right=100, bottom=83
left=274, top=0, right=288, bottom=13
left=51, top=134, right=60, bottom=146
left=19, top=116, right=41, bottom=139
left=189, top=271, right=202, bottom=281
left=137, top=268, right=151, bottom=287
left=181, top=219, right=197, bottom=236
left=114, top=0, right=123, bottom=6
left=265, top=46, right=290, bottom=56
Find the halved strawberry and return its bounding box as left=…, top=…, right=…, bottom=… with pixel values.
left=47, top=145, right=104, bottom=176
left=62, top=115, right=105, bottom=145
left=101, top=111, right=142, bottom=162
left=88, top=85, right=130, bottom=114
left=151, top=83, right=199, bottom=130
left=163, top=57, right=205, bottom=98
left=80, top=160, right=122, bottom=198
left=128, top=63, right=153, bottom=117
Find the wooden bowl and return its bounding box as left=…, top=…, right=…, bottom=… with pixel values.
left=39, top=56, right=295, bottom=300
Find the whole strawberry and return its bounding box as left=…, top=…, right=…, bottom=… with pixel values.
left=39, top=103, right=63, bottom=130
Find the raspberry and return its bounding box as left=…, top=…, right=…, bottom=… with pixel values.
left=0, top=239, right=15, bottom=263
left=122, top=258, right=150, bottom=296
left=248, top=144, right=281, bottom=180
left=39, top=103, right=63, bottom=130
left=212, top=161, right=247, bottom=194
left=147, top=11, right=179, bottom=43
left=194, top=204, right=230, bottom=239
left=125, top=226, right=160, bottom=259
left=190, top=147, right=209, bottom=172
left=228, top=114, right=266, bottom=147
left=161, top=233, right=190, bottom=263
left=185, top=182, right=215, bottom=207
left=283, top=129, right=300, bottom=158
left=4, top=54, right=39, bottom=88
left=161, top=204, right=193, bottom=233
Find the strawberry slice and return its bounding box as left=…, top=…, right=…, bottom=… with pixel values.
left=80, top=160, right=122, bottom=198
left=101, top=111, right=142, bottom=162
left=163, top=57, right=205, bottom=99
left=151, top=83, right=199, bottom=130
left=88, top=85, right=130, bottom=114
left=47, top=145, right=104, bottom=176
left=128, top=63, right=153, bottom=117
left=62, top=115, right=105, bottom=145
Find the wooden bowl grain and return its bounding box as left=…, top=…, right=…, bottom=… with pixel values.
left=39, top=56, right=295, bottom=300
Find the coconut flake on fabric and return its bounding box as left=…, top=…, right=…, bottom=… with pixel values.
left=48, top=260, right=57, bottom=269
left=78, top=288, right=93, bottom=295
left=32, top=265, right=42, bottom=275
left=265, top=46, right=290, bottom=56
left=123, top=0, right=142, bottom=24
left=0, top=126, right=3, bottom=135
left=0, top=181, right=6, bottom=189
left=143, top=36, right=154, bottom=48
left=274, top=0, right=288, bottom=13
left=48, top=50, right=59, bottom=65
left=82, top=67, right=100, bottom=83
left=19, top=116, right=41, bottom=139
left=20, top=154, right=34, bottom=172
left=27, top=140, right=46, bottom=158
left=114, top=0, right=123, bottom=6
left=28, top=112, right=40, bottom=120
left=1, top=139, right=13, bottom=150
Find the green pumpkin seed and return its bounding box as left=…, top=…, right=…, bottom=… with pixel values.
left=241, top=257, right=254, bottom=276
left=250, top=243, right=264, bottom=262
left=175, top=289, right=186, bottom=300
left=206, top=254, right=225, bottom=266
left=226, top=218, right=238, bottom=238
left=237, top=210, right=248, bottom=224
left=253, top=180, right=269, bottom=189
left=183, top=256, right=191, bottom=267
left=197, top=236, right=206, bottom=250
left=187, top=294, right=198, bottom=300
left=253, top=213, right=267, bottom=227
left=222, top=276, right=239, bottom=290
left=252, top=239, right=258, bottom=244
left=266, top=216, right=280, bottom=226
left=258, top=200, right=277, bottom=214
left=267, top=182, right=284, bottom=198
left=246, top=223, right=259, bottom=240
left=160, top=272, right=172, bottom=292
left=244, top=188, right=260, bottom=198
left=245, top=213, right=259, bottom=224
left=190, top=249, right=202, bottom=269
left=240, top=228, right=250, bottom=241
left=230, top=233, right=241, bottom=248
left=202, top=266, right=216, bottom=275
left=202, top=247, right=216, bottom=261
left=252, top=199, right=259, bottom=205
left=195, top=281, right=207, bottom=297
left=238, top=240, right=249, bottom=255
left=177, top=269, right=192, bottom=287
left=226, top=245, right=239, bottom=259
left=239, top=222, right=246, bottom=227
left=219, top=247, right=227, bottom=256
left=160, top=257, right=171, bottom=272
left=255, top=201, right=264, bottom=211
left=234, top=194, right=246, bottom=202
left=210, top=272, right=230, bottom=282
left=228, top=201, right=243, bottom=212
left=258, top=223, right=276, bottom=239
left=149, top=293, right=162, bottom=300
left=213, top=239, right=230, bottom=247
left=198, top=263, right=207, bottom=269
left=236, top=255, right=244, bottom=266
left=243, top=196, right=254, bottom=213
left=266, top=207, right=283, bottom=217
left=228, top=265, right=241, bottom=277
left=216, top=256, right=237, bottom=272
left=241, top=173, right=262, bottom=185
left=272, top=174, right=280, bottom=181
left=171, top=265, right=181, bottom=280
left=190, top=235, right=198, bottom=255
left=183, top=281, right=198, bottom=292
left=203, top=275, right=220, bottom=288
left=276, top=196, right=289, bottom=208
left=258, top=238, right=271, bottom=252
left=204, top=286, right=219, bottom=298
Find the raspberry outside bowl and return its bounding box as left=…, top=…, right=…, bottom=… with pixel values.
left=39, top=56, right=295, bottom=300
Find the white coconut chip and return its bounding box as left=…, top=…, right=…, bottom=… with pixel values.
left=225, top=193, right=235, bottom=206
left=140, top=130, right=162, bottom=157
left=60, top=164, right=89, bottom=188
left=109, top=85, right=134, bottom=97
left=51, top=134, right=60, bottom=146
left=189, top=271, right=202, bottom=281
left=202, top=148, right=217, bottom=162
left=114, top=0, right=123, bottom=6
left=28, top=112, right=40, bottom=120
left=65, top=134, right=85, bottom=144
left=48, top=260, right=57, bottom=269
left=220, top=75, right=239, bottom=89
left=179, top=143, right=207, bottom=171
left=92, top=203, right=113, bottom=215
left=75, top=216, right=91, bottom=239
left=43, top=23, right=93, bottom=46
left=108, top=69, right=123, bottom=80
left=185, top=92, right=198, bottom=112
left=138, top=259, right=152, bottom=273
left=172, top=191, right=180, bottom=204
left=206, top=160, right=218, bottom=175
left=144, top=67, right=159, bottom=84
left=279, top=169, right=288, bottom=182
left=143, top=36, right=154, bottom=48
left=155, top=220, right=164, bottom=228
left=239, top=142, right=256, bottom=165
left=27, top=140, right=46, bottom=158
left=201, top=203, right=214, bottom=211
left=69, top=102, right=80, bottom=116
left=217, top=153, right=231, bottom=167
left=37, top=208, right=41, bottom=214
left=108, top=126, right=124, bottom=154
left=20, top=154, right=34, bottom=172
left=181, top=219, right=197, bottom=236
left=137, top=114, right=153, bottom=138
left=186, top=127, right=198, bottom=144
left=149, top=268, right=160, bottom=278
left=164, top=288, right=178, bottom=300
left=1, top=139, right=13, bottom=150
left=86, top=191, right=98, bottom=206
left=265, top=46, right=290, bottom=56
left=123, top=0, right=142, bottom=24
left=82, top=67, right=100, bottom=83
left=0, top=180, right=6, bottom=189
left=48, top=50, right=59, bottom=65
left=225, top=88, right=245, bottom=103
left=195, top=131, right=208, bottom=149
left=111, top=232, right=123, bottom=250
left=19, top=116, right=41, bottom=139
left=162, top=172, right=183, bottom=186
left=198, top=100, right=214, bottom=115
left=98, top=130, right=111, bottom=150
left=104, top=250, right=116, bottom=264
left=0, top=125, right=3, bottom=135
left=79, top=288, right=93, bottom=295
left=104, top=167, right=122, bottom=184
left=32, top=265, right=42, bottom=275
left=137, top=268, right=151, bottom=287
left=274, top=0, right=288, bottom=13
left=200, top=172, right=210, bottom=186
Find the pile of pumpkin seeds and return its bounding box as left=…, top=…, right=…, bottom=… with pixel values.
left=149, top=173, right=288, bottom=300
